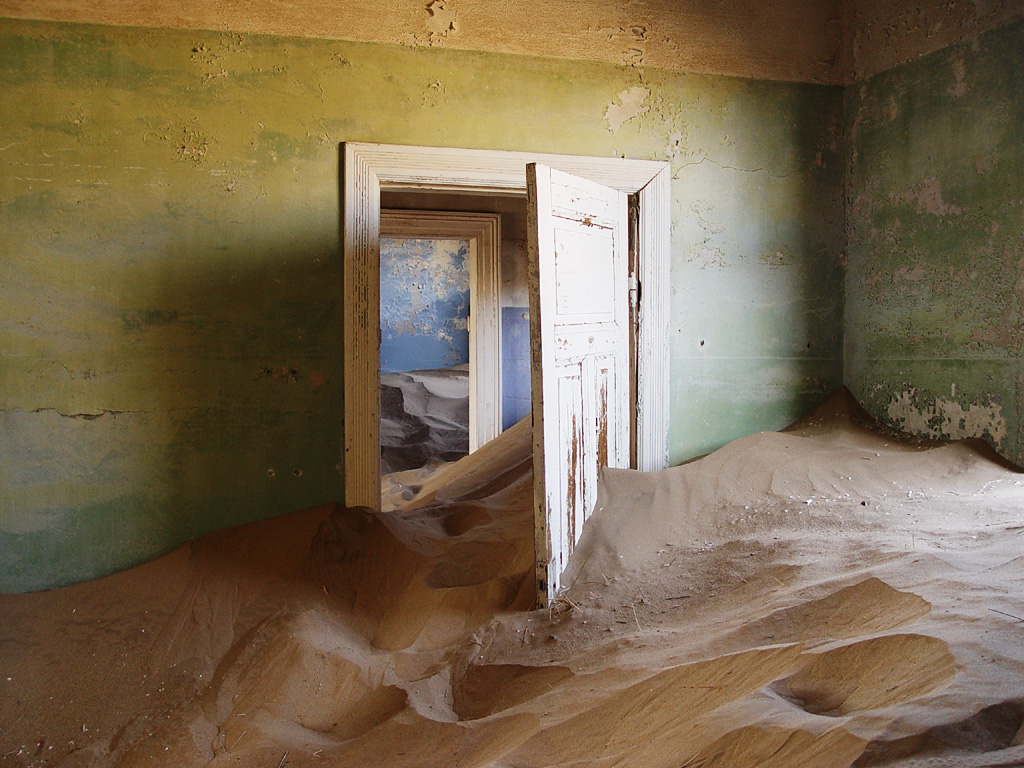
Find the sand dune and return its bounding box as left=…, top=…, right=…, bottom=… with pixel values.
left=2, top=389, right=1024, bottom=767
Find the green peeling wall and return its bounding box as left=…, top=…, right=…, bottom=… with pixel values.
left=0, top=20, right=845, bottom=592
left=845, top=19, right=1024, bottom=468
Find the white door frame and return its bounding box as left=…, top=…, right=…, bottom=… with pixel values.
left=343, top=142, right=670, bottom=508
left=379, top=209, right=502, bottom=452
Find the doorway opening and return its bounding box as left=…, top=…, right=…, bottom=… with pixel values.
left=343, top=143, right=671, bottom=603
left=378, top=195, right=528, bottom=474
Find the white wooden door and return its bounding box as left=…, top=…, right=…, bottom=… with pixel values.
left=527, top=163, right=631, bottom=605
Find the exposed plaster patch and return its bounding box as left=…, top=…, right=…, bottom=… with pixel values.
left=422, top=79, right=448, bottom=107
left=893, top=264, right=926, bottom=282
left=688, top=245, right=728, bottom=269
left=161, top=120, right=210, bottom=164
left=604, top=86, right=650, bottom=132
left=760, top=248, right=794, bottom=268
left=894, top=176, right=962, bottom=216
left=257, top=366, right=301, bottom=382
left=425, top=0, right=458, bottom=39
left=886, top=387, right=1007, bottom=445
left=666, top=130, right=685, bottom=158
left=686, top=200, right=728, bottom=269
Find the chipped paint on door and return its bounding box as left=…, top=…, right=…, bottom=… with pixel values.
left=528, top=164, right=631, bottom=605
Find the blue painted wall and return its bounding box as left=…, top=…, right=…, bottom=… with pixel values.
left=380, top=237, right=470, bottom=373
left=502, top=306, right=532, bottom=429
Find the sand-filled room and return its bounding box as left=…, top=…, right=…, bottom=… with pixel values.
left=2, top=1, right=1024, bottom=766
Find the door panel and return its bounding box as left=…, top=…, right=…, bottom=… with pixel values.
left=528, top=164, right=631, bottom=604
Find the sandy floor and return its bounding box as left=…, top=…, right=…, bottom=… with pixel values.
left=3, top=389, right=1024, bottom=767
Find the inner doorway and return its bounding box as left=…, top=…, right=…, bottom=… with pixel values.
left=378, top=195, right=530, bottom=473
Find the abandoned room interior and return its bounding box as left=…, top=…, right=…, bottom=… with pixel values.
left=2, top=0, right=1024, bottom=766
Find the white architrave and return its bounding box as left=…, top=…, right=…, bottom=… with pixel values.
left=379, top=209, right=502, bottom=453
left=343, top=142, right=670, bottom=509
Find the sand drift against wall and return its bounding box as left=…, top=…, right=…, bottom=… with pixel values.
left=2, top=390, right=1024, bottom=767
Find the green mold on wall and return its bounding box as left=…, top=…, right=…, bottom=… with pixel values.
left=0, top=19, right=844, bottom=591
left=845, top=19, right=1024, bottom=467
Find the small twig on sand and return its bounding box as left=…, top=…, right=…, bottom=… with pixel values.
left=990, top=608, right=1024, bottom=623
left=630, top=603, right=641, bottom=631
left=562, top=596, right=584, bottom=614
left=277, top=751, right=290, bottom=768
left=227, top=730, right=248, bottom=750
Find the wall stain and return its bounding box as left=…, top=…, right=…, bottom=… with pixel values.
left=886, top=388, right=1008, bottom=446
left=121, top=309, right=180, bottom=331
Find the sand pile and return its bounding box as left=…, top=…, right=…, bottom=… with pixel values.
left=380, top=365, right=471, bottom=473
left=3, top=390, right=1024, bottom=767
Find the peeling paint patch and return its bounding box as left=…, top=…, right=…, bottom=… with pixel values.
left=177, top=123, right=209, bottom=163
left=422, top=78, right=448, bottom=107
left=893, top=264, right=926, bottom=283
left=686, top=200, right=729, bottom=269
left=257, top=366, right=301, bottom=382
left=886, top=388, right=1007, bottom=445
left=380, top=237, right=470, bottom=373
left=425, top=0, right=458, bottom=38
left=760, top=248, right=794, bottom=268
left=604, top=86, right=650, bottom=132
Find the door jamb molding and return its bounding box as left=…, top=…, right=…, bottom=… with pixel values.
left=342, top=142, right=670, bottom=508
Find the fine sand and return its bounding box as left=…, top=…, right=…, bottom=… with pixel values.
left=3, top=389, right=1024, bottom=767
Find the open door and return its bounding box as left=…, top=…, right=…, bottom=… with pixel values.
left=528, top=164, right=631, bottom=605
